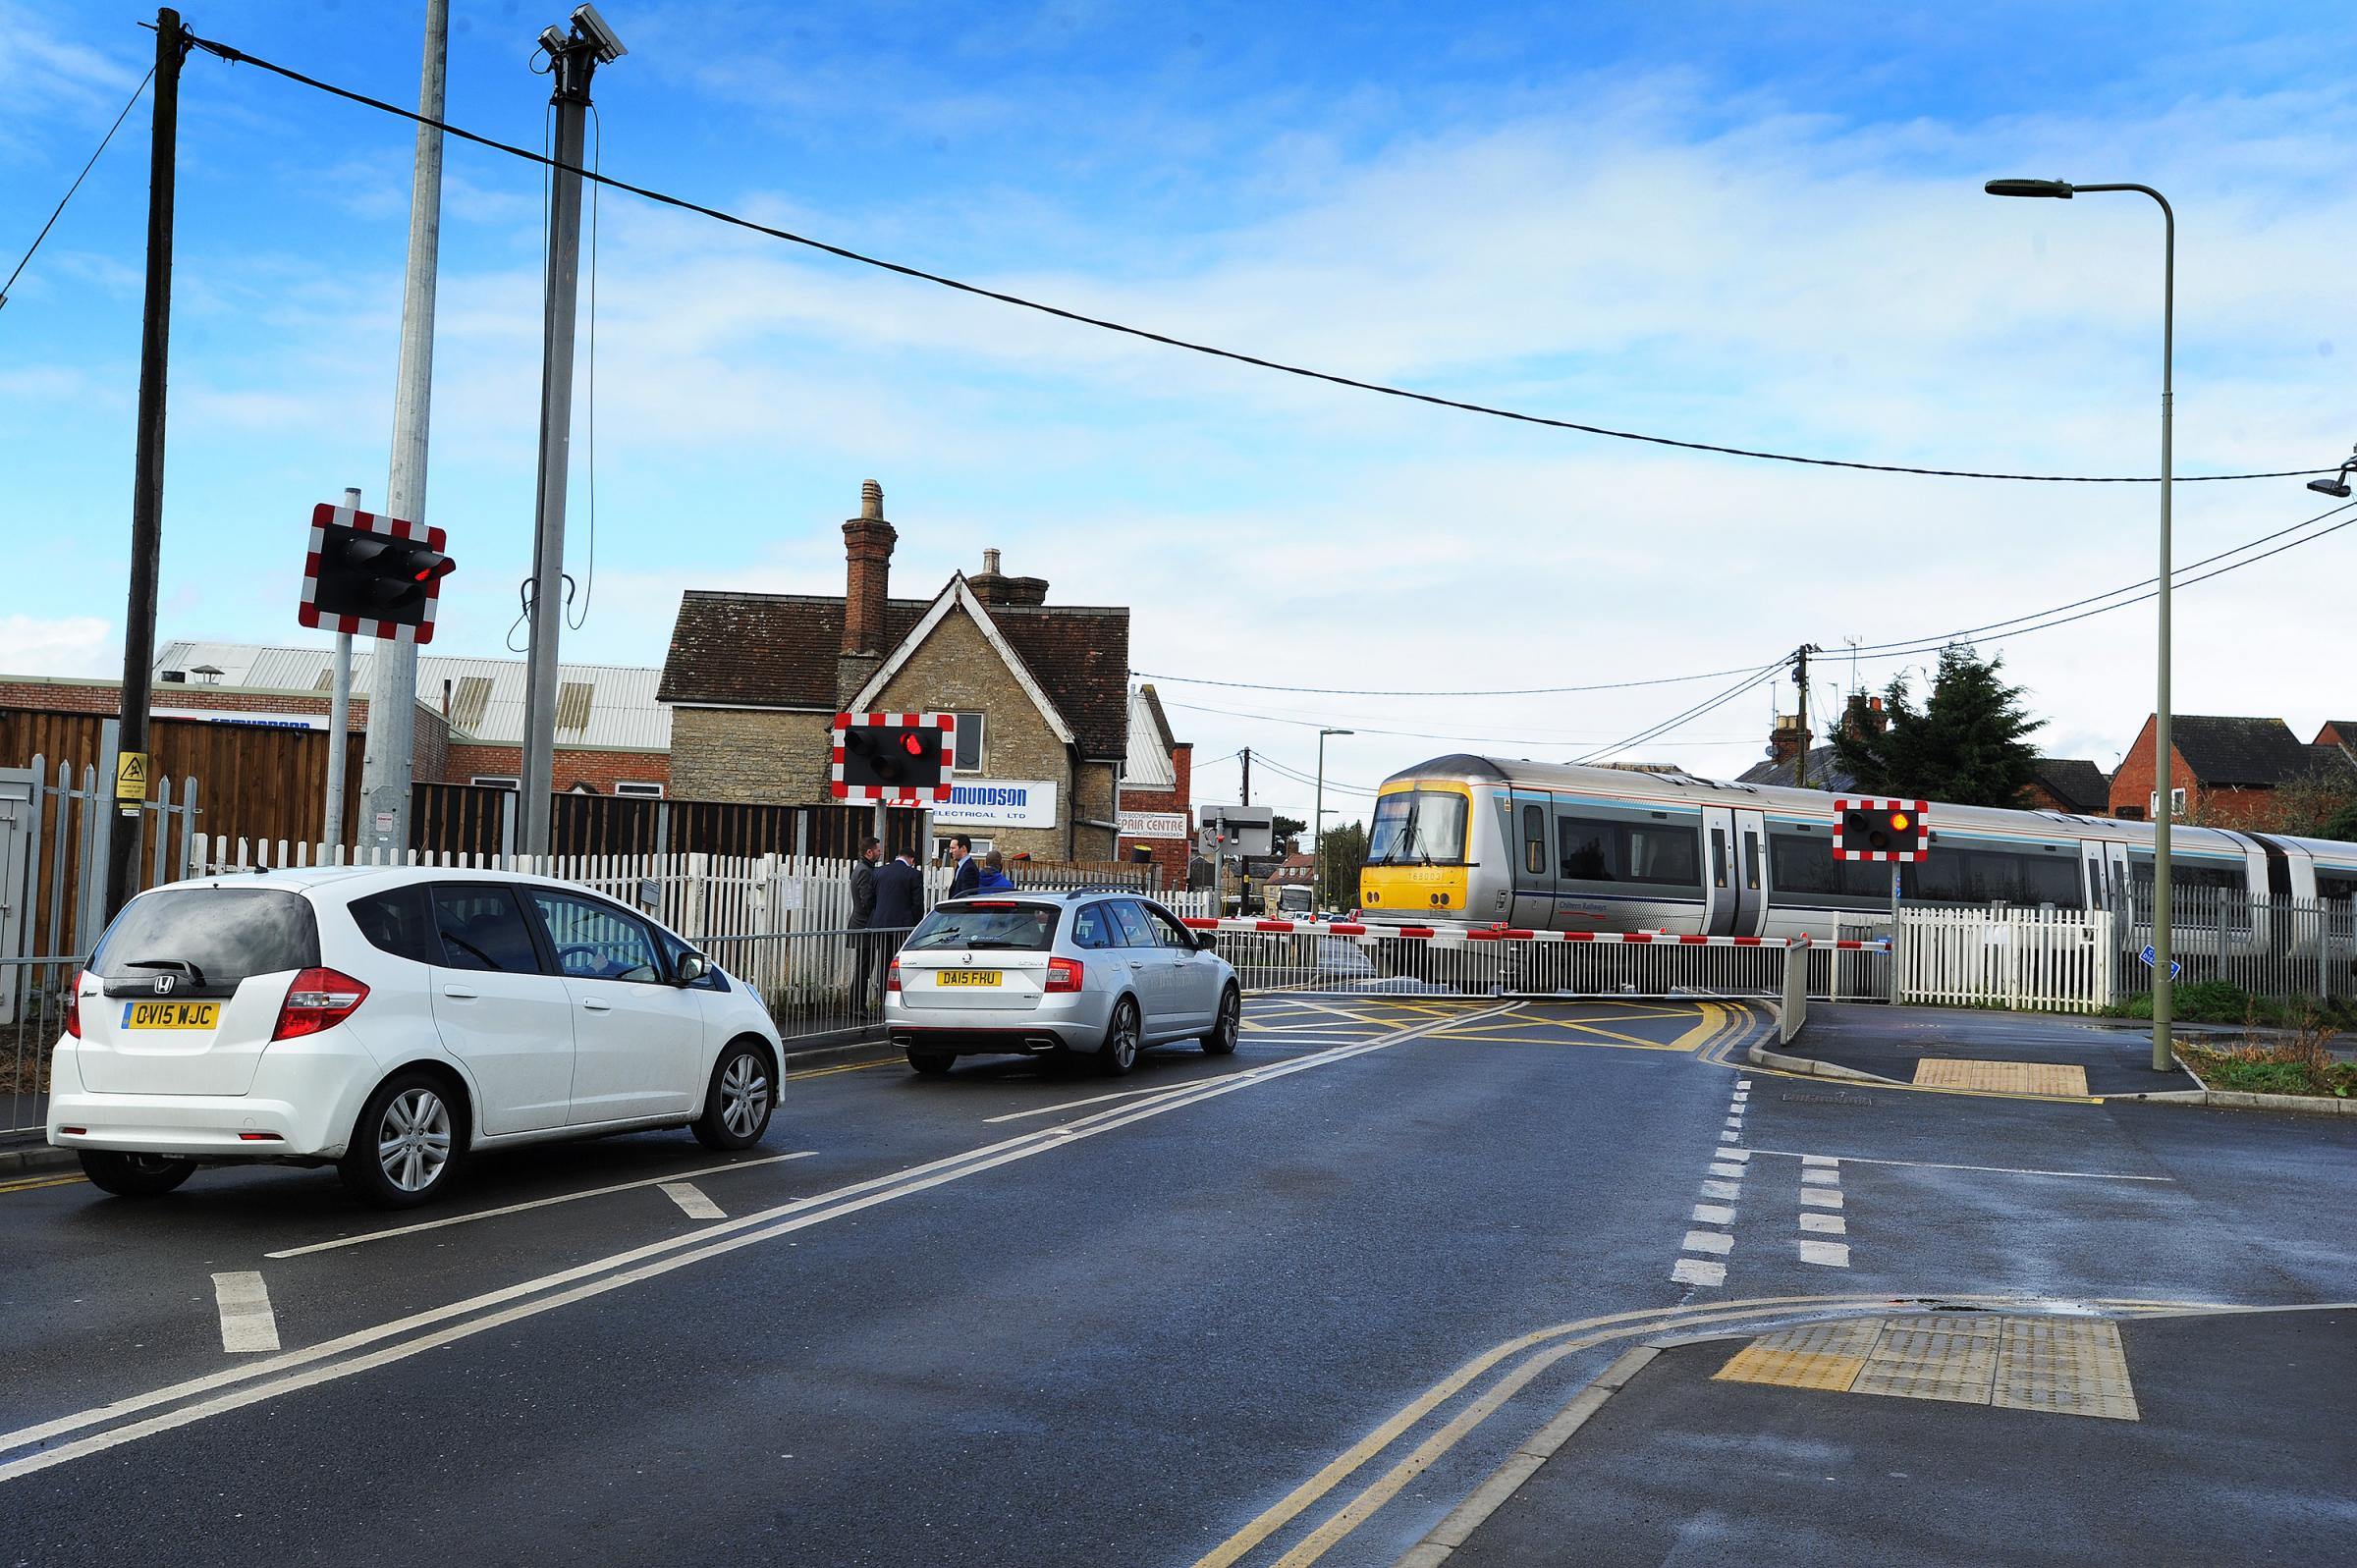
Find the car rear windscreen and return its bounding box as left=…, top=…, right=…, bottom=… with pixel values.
left=90, top=888, right=321, bottom=984
left=904, top=904, right=1060, bottom=951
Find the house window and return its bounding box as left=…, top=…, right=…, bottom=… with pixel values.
left=2149, top=787, right=2188, bottom=819
left=615, top=782, right=665, bottom=798
left=951, top=712, right=985, bottom=773
left=470, top=775, right=520, bottom=789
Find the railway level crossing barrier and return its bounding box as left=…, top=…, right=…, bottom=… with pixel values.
left=1178, top=919, right=1891, bottom=1044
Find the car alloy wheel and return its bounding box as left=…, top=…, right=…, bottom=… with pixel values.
left=1101, top=1000, right=1141, bottom=1076
left=377, top=1086, right=453, bottom=1195
left=720, top=1052, right=770, bottom=1140
left=1203, top=988, right=1239, bottom=1055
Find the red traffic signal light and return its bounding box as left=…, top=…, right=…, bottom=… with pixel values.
left=300, top=504, right=455, bottom=643
left=1834, top=798, right=1928, bottom=861
left=831, top=713, right=956, bottom=802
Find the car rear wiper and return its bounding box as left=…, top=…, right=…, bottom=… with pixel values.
left=959, top=940, right=1032, bottom=949
left=124, top=957, right=208, bottom=986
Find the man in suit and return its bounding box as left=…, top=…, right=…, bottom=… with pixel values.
left=946, top=834, right=980, bottom=899
left=873, top=848, right=924, bottom=942
left=849, top=838, right=882, bottom=1016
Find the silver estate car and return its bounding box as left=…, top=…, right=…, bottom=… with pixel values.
left=885, top=891, right=1240, bottom=1075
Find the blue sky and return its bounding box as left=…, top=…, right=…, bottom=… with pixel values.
left=4, top=0, right=2353, bottom=825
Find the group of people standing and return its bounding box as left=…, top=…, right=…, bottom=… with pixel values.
left=848, top=833, right=1020, bottom=1012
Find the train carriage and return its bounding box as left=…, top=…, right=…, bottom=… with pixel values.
left=1357, top=755, right=2357, bottom=959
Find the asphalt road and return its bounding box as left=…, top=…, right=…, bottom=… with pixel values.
left=0, top=996, right=2350, bottom=1567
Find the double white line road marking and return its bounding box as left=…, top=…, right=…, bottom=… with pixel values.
left=0, top=1003, right=1507, bottom=1487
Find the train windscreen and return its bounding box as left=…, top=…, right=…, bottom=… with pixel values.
left=1369, top=790, right=1467, bottom=865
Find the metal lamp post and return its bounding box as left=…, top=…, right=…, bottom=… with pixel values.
left=1314, top=728, right=1353, bottom=908
left=1986, top=176, right=2175, bottom=1072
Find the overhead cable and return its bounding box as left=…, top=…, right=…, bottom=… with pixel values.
left=179, top=31, right=2332, bottom=487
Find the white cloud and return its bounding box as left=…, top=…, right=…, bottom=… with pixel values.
left=0, top=614, right=114, bottom=676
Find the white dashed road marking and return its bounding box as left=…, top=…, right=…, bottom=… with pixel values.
left=1692, top=1204, right=1736, bottom=1225
left=1672, top=1258, right=1727, bottom=1287
left=1795, top=1158, right=1848, bottom=1267
left=661, top=1182, right=725, bottom=1220
left=1798, top=1239, right=1852, bottom=1268
left=1801, top=1189, right=1845, bottom=1209
left=211, top=1272, right=280, bottom=1354
left=1673, top=1078, right=1753, bottom=1288
left=1682, top=1229, right=1733, bottom=1256
left=1799, top=1213, right=1847, bottom=1235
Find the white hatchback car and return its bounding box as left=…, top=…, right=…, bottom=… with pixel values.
left=48, top=867, right=787, bottom=1208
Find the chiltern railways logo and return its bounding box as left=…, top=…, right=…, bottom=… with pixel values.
left=152, top=975, right=175, bottom=995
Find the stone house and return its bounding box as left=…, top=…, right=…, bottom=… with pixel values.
left=658, top=483, right=1130, bottom=863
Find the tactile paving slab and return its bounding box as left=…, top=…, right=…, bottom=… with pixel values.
left=1912, top=1058, right=2091, bottom=1096
left=1713, top=1315, right=2137, bottom=1420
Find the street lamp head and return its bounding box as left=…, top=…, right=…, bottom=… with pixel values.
left=1321, top=728, right=1356, bottom=738
left=2307, top=476, right=2353, bottom=498
left=1985, top=178, right=2075, bottom=199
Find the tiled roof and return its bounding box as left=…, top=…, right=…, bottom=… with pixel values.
left=1736, top=746, right=1852, bottom=791
left=2031, top=757, right=2110, bottom=814
left=2169, top=716, right=2320, bottom=787
left=659, top=584, right=1131, bottom=760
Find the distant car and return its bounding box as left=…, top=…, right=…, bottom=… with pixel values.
left=47, top=867, right=785, bottom=1208
left=886, top=892, right=1239, bottom=1075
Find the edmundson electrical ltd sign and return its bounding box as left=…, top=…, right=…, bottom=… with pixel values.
left=931, top=780, right=1059, bottom=829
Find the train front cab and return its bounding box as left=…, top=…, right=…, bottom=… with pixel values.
left=1358, top=781, right=1479, bottom=919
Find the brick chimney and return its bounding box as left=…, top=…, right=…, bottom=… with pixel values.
left=838, top=480, right=897, bottom=706
left=1767, top=714, right=1811, bottom=764
left=967, top=545, right=1049, bottom=609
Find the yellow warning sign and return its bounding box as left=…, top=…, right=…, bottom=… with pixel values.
left=115, top=750, right=149, bottom=801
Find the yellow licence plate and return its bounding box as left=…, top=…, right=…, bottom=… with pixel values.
left=123, top=1000, right=220, bottom=1030
left=936, top=970, right=1002, bottom=988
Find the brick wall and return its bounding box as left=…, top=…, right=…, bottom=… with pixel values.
left=442, top=742, right=669, bottom=794
left=1119, top=742, right=1192, bottom=889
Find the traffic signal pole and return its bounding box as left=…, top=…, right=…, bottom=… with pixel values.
left=517, top=26, right=605, bottom=856
left=106, top=8, right=187, bottom=922
left=360, top=0, right=448, bottom=857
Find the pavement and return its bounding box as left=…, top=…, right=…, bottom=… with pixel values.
left=0, top=992, right=2350, bottom=1567
left=1766, top=1002, right=2207, bottom=1099
left=1425, top=1304, right=2357, bottom=1567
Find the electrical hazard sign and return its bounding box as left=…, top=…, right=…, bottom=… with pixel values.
left=115, top=751, right=149, bottom=802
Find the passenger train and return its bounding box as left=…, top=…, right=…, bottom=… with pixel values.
left=1356, top=754, right=2357, bottom=944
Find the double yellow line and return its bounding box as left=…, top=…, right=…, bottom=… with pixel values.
left=1190, top=1289, right=2242, bottom=1567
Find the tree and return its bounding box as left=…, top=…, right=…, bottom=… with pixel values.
left=2272, top=764, right=2357, bottom=838
left=1830, top=643, right=2046, bottom=808
left=1270, top=813, right=1307, bottom=856
left=1318, top=820, right=1368, bottom=909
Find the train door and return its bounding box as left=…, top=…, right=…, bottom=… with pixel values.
left=1700, top=805, right=1737, bottom=937
left=1507, top=790, right=1555, bottom=928
left=2085, top=839, right=2129, bottom=917
left=1730, top=807, right=1768, bottom=937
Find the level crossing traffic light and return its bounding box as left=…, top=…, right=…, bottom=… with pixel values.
left=831, top=713, right=956, bottom=803
left=298, top=503, right=456, bottom=643
left=1833, top=798, right=1929, bottom=862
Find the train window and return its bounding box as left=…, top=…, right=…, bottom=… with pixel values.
left=1403, top=792, right=1468, bottom=864
left=1556, top=816, right=1701, bottom=890
left=1711, top=830, right=1727, bottom=889
left=1523, top=805, right=1546, bottom=876
left=1560, top=818, right=1616, bottom=881
left=1907, top=846, right=2082, bottom=907
left=2316, top=871, right=2357, bottom=903
left=1768, top=829, right=1891, bottom=903
left=1744, top=833, right=1762, bottom=892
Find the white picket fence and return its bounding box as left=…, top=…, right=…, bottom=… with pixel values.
left=1897, top=906, right=2115, bottom=1013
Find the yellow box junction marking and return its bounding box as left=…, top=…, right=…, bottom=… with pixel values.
left=1912, top=1059, right=2091, bottom=1096
left=1716, top=1315, right=2137, bottom=1421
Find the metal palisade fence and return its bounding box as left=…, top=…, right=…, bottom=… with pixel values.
left=1894, top=890, right=2357, bottom=1013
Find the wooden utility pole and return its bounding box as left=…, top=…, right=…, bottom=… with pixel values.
left=107, top=8, right=187, bottom=919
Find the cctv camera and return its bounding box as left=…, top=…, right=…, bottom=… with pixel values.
left=571, top=2, right=628, bottom=62
left=537, top=24, right=568, bottom=55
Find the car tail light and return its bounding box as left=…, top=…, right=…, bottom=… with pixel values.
left=886, top=960, right=902, bottom=994
left=274, top=967, right=369, bottom=1040
left=1044, top=956, right=1083, bottom=994
left=64, top=971, right=86, bottom=1039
